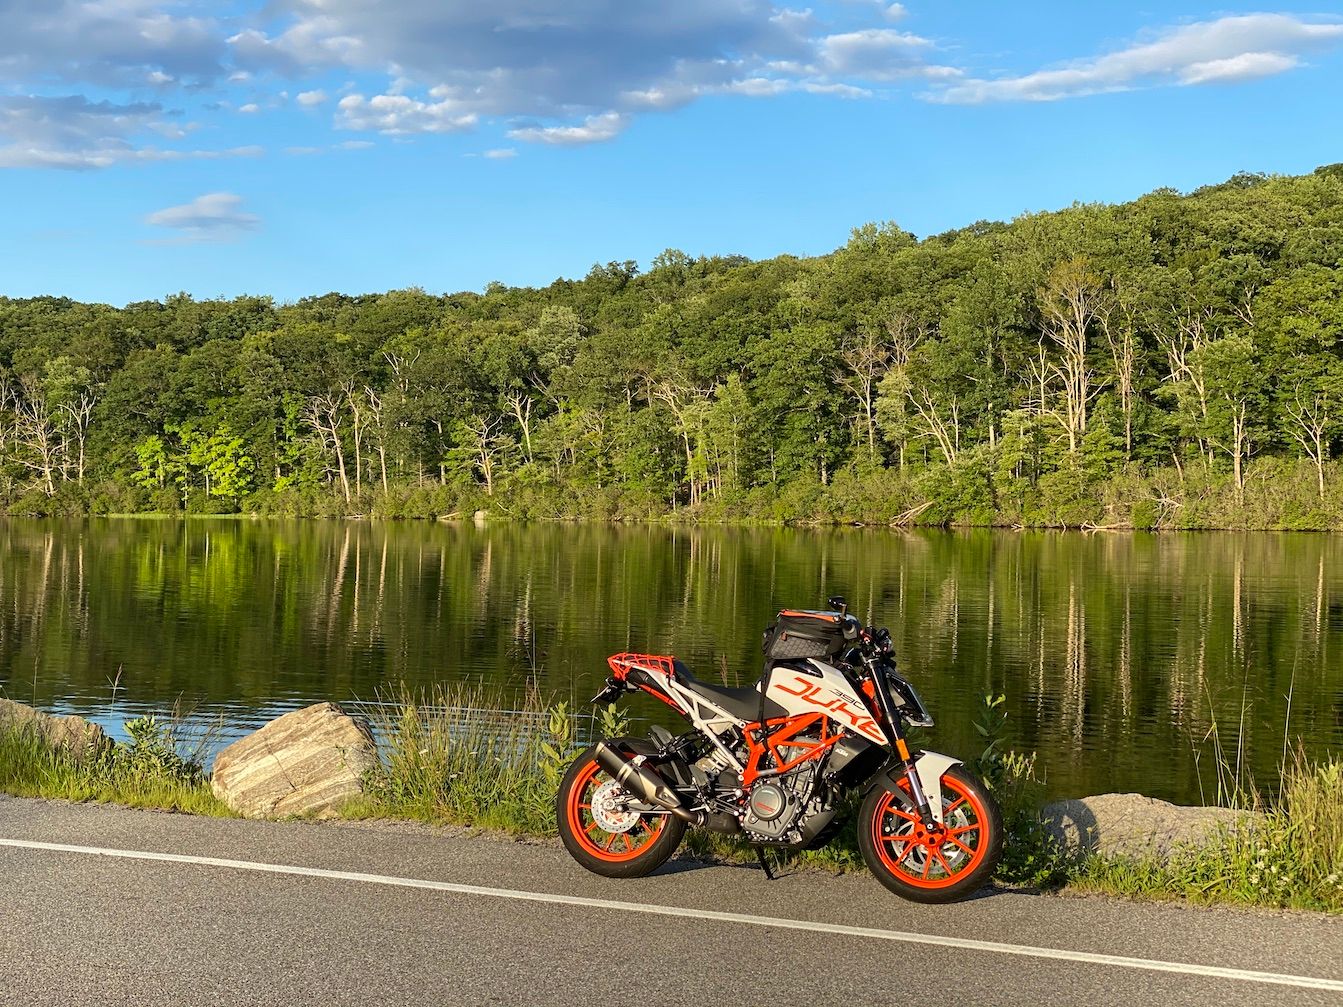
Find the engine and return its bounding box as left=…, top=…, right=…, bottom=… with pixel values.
left=741, top=762, right=836, bottom=845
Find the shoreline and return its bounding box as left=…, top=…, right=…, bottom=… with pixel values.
left=4, top=510, right=1343, bottom=534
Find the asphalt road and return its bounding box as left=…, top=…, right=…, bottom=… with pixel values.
left=1, top=795, right=1339, bottom=1007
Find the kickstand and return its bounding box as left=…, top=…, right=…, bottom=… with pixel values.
left=755, top=847, right=776, bottom=881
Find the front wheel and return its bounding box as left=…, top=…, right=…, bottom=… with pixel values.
left=557, top=745, right=686, bottom=878
left=858, top=764, right=1002, bottom=904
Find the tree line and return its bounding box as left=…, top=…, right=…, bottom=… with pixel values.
left=3, top=163, right=1343, bottom=528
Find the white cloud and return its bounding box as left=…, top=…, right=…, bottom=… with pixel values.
left=507, top=112, right=628, bottom=145
left=145, top=192, right=260, bottom=243
left=1178, top=51, right=1300, bottom=85
left=483, top=148, right=517, bottom=159
left=818, top=28, right=943, bottom=80
left=238, top=102, right=260, bottom=114
left=231, top=0, right=960, bottom=143
left=929, top=13, right=1343, bottom=104
left=0, top=95, right=262, bottom=169
left=721, top=77, right=873, bottom=98
left=296, top=89, right=328, bottom=108
left=336, top=93, right=477, bottom=134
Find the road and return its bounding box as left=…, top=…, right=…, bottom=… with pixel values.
left=1, top=795, right=1339, bottom=1006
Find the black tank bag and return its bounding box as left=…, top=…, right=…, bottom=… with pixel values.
left=758, top=610, right=851, bottom=733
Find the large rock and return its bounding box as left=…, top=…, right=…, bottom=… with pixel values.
left=0, top=698, right=109, bottom=761
left=1041, top=793, right=1251, bottom=861
left=211, top=702, right=377, bottom=819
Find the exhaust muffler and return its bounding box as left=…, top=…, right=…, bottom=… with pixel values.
left=593, top=741, right=703, bottom=826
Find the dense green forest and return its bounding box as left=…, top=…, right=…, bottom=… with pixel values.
left=4, top=164, right=1343, bottom=527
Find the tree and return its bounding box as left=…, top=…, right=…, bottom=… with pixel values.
left=453, top=415, right=514, bottom=496
left=364, top=386, right=390, bottom=495
left=304, top=392, right=351, bottom=502
left=5, top=374, right=63, bottom=495
left=3, top=164, right=1343, bottom=525
left=1281, top=357, right=1343, bottom=498
left=174, top=425, right=255, bottom=500
left=647, top=374, right=711, bottom=505
left=871, top=308, right=925, bottom=470
left=1032, top=257, right=1108, bottom=454
left=835, top=323, right=893, bottom=465
left=1196, top=336, right=1269, bottom=502
left=343, top=379, right=368, bottom=496
left=705, top=373, right=755, bottom=495
left=749, top=322, right=846, bottom=486
left=1101, top=283, right=1141, bottom=461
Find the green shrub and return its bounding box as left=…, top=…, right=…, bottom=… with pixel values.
left=1129, top=497, right=1159, bottom=529
left=968, top=693, right=1068, bottom=886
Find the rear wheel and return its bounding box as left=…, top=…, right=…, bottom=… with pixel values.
left=858, top=764, right=1002, bottom=904
left=557, top=746, right=686, bottom=878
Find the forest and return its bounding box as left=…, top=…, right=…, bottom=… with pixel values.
left=3, top=163, right=1343, bottom=528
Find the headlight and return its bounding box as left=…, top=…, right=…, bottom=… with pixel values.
left=886, top=671, right=934, bottom=728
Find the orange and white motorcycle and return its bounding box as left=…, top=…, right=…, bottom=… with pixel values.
left=557, top=598, right=1003, bottom=903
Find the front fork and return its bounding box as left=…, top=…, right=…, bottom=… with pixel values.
left=867, top=663, right=942, bottom=831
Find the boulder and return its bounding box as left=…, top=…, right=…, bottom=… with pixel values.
left=1040, top=792, right=1251, bottom=861
left=0, top=698, right=110, bottom=761
left=211, top=702, right=377, bottom=819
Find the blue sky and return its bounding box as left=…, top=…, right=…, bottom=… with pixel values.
left=2, top=2, right=1342, bottom=305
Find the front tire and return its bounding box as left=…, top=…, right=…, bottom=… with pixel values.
left=557, top=745, right=686, bottom=878
left=858, top=764, right=1002, bottom=904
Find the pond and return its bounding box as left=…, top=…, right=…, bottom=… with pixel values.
left=1, top=518, right=1339, bottom=804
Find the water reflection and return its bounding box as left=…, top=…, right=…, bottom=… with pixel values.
left=0, top=518, right=1339, bottom=803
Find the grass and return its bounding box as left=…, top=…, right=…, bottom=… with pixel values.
left=0, top=715, right=230, bottom=816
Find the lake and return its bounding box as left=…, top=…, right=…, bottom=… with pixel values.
left=1, top=518, right=1338, bottom=804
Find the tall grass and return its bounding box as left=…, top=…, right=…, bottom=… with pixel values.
left=0, top=716, right=229, bottom=816
left=1071, top=750, right=1343, bottom=912
left=348, top=683, right=626, bottom=833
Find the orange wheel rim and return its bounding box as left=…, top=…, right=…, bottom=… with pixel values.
left=872, top=775, right=989, bottom=889
left=567, top=759, right=667, bottom=862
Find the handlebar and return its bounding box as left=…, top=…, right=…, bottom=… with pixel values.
left=823, top=599, right=895, bottom=665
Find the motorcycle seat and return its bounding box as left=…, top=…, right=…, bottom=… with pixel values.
left=671, top=660, right=786, bottom=722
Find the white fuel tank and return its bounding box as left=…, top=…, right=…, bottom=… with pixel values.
left=764, top=661, right=886, bottom=745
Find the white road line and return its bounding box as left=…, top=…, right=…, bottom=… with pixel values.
left=2, top=837, right=1340, bottom=992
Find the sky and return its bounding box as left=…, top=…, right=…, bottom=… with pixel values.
left=2, top=2, right=1342, bottom=306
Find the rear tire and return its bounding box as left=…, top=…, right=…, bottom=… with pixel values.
left=557, top=745, right=686, bottom=878
left=858, top=764, right=1002, bottom=904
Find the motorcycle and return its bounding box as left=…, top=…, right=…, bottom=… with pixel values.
left=556, top=597, right=1003, bottom=903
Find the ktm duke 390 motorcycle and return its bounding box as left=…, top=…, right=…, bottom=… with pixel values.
left=557, top=598, right=1003, bottom=903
